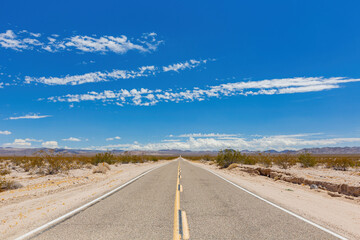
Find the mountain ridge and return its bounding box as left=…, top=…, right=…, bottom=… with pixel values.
left=0, top=146, right=360, bottom=156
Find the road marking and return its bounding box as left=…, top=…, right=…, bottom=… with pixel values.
left=173, top=161, right=181, bottom=240
left=198, top=164, right=348, bottom=240
left=181, top=211, right=190, bottom=240
left=15, top=161, right=173, bottom=240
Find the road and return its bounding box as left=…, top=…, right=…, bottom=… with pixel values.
left=27, top=158, right=339, bottom=240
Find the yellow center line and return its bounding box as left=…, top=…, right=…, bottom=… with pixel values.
left=173, top=161, right=181, bottom=240
left=173, top=159, right=190, bottom=240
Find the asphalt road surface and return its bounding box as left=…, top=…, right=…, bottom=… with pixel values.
left=29, top=158, right=339, bottom=240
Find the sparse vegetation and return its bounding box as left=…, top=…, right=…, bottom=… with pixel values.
left=298, top=152, right=316, bottom=168
left=273, top=154, right=296, bottom=169
left=207, top=149, right=360, bottom=171
left=0, top=150, right=175, bottom=179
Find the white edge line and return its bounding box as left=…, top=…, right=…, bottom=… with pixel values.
left=15, top=161, right=173, bottom=240
left=187, top=161, right=348, bottom=240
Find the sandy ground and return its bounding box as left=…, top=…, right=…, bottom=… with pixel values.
left=0, top=160, right=169, bottom=239
left=191, top=161, right=360, bottom=240
left=246, top=163, right=360, bottom=187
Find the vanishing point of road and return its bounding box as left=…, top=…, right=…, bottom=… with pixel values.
left=25, top=158, right=340, bottom=240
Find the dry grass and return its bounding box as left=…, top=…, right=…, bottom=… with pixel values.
left=227, top=163, right=239, bottom=170
left=92, top=163, right=111, bottom=174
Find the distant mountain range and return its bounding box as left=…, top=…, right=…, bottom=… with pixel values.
left=0, top=146, right=360, bottom=156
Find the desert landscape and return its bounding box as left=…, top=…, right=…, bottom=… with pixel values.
left=1, top=149, right=359, bottom=239
left=0, top=151, right=172, bottom=239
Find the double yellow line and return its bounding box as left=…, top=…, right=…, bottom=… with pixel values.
left=173, top=160, right=189, bottom=240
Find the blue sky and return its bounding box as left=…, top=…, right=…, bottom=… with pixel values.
left=0, top=0, right=360, bottom=151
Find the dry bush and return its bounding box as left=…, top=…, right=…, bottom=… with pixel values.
left=273, top=154, right=296, bottom=169
left=92, top=163, right=110, bottom=174
left=0, top=178, right=23, bottom=191
left=242, top=154, right=257, bottom=165
left=0, top=167, right=10, bottom=176
left=324, top=157, right=356, bottom=171
left=227, top=163, right=238, bottom=170
left=299, top=152, right=316, bottom=168
left=257, top=153, right=273, bottom=167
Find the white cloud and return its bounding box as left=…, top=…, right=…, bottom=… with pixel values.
left=106, top=136, right=121, bottom=141
left=177, top=133, right=238, bottom=138
left=3, top=139, right=32, bottom=147
left=25, top=59, right=210, bottom=86
left=42, top=141, right=58, bottom=148
left=163, top=59, right=208, bottom=72
left=83, top=134, right=360, bottom=151
left=62, top=137, right=81, bottom=142
left=0, top=30, right=162, bottom=54
left=46, top=76, right=360, bottom=106
left=23, top=138, right=42, bottom=142
left=0, top=130, right=11, bottom=135
left=0, top=30, right=29, bottom=50
left=7, top=114, right=52, bottom=120
left=25, top=66, right=157, bottom=85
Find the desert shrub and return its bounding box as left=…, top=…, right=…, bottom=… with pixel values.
left=34, top=150, right=73, bottom=174
left=298, top=152, right=316, bottom=168
left=150, top=156, right=159, bottom=162
left=92, top=163, right=110, bottom=174
left=241, top=154, right=257, bottom=165
left=274, top=154, right=296, bottom=169
left=258, top=153, right=273, bottom=167
left=203, top=155, right=215, bottom=161
left=0, top=178, right=23, bottom=191
left=0, top=167, right=10, bottom=176
left=332, top=157, right=355, bottom=171
left=92, top=151, right=116, bottom=165
left=216, top=149, right=240, bottom=168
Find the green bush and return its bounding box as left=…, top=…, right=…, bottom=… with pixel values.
left=92, top=151, right=115, bottom=165
left=216, top=149, right=240, bottom=168
left=298, top=153, right=316, bottom=168
left=333, top=157, right=355, bottom=171
left=274, top=154, right=296, bottom=169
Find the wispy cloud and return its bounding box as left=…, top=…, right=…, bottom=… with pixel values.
left=25, top=59, right=209, bottom=86
left=0, top=130, right=11, bottom=135
left=62, top=137, right=81, bottom=142
left=25, top=66, right=156, bottom=85
left=7, top=114, right=52, bottom=120
left=163, top=59, right=209, bottom=72
left=106, top=136, right=121, bottom=141
left=176, top=133, right=239, bottom=138
left=83, top=133, right=360, bottom=151
left=0, top=30, right=162, bottom=54
left=46, top=77, right=360, bottom=106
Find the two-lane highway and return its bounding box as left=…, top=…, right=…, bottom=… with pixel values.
left=22, top=158, right=341, bottom=240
